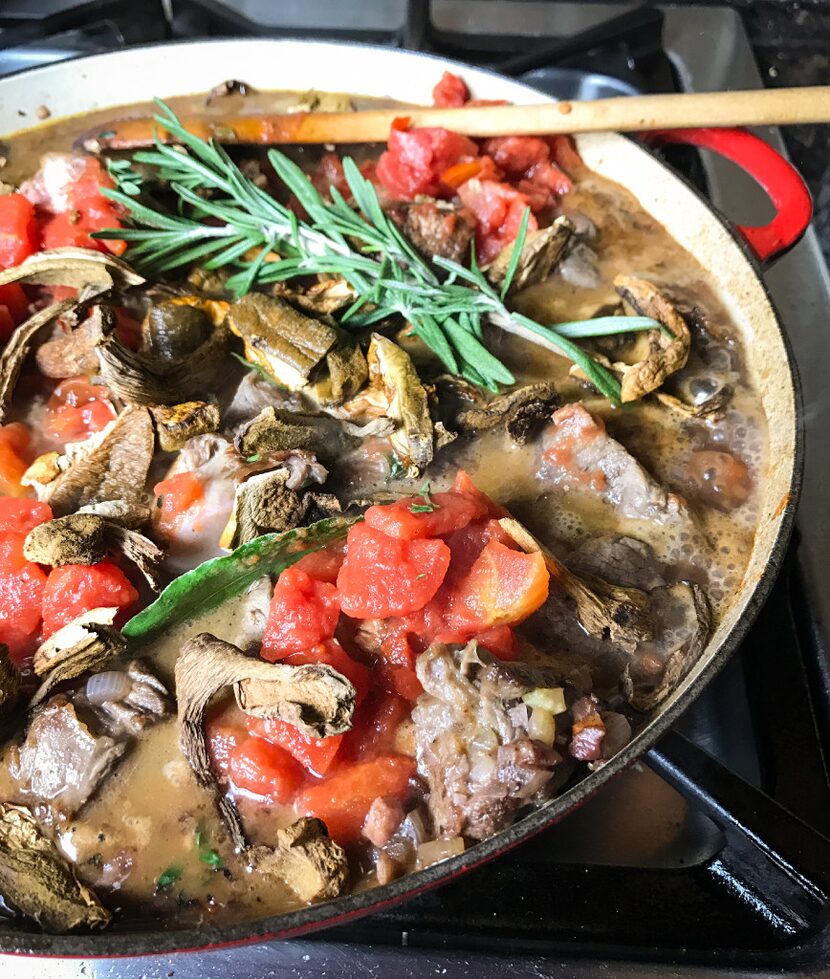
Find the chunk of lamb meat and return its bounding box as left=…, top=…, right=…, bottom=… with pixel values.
left=389, top=199, right=476, bottom=265
left=363, top=797, right=405, bottom=848
left=412, top=642, right=564, bottom=840
left=538, top=403, right=696, bottom=527
left=12, top=696, right=127, bottom=819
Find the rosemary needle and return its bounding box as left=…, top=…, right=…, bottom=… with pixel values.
left=94, top=100, right=662, bottom=403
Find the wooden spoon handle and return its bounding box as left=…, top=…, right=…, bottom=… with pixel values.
left=85, top=86, right=830, bottom=150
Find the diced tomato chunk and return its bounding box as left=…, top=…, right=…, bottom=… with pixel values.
left=247, top=715, right=343, bottom=777
left=474, top=624, right=520, bottom=660
left=452, top=470, right=507, bottom=518
left=376, top=126, right=479, bottom=200
left=482, top=136, right=550, bottom=176
left=364, top=490, right=486, bottom=540
left=0, top=558, right=47, bottom=662
left=447, top=539, right=549, bottom=631
left=44, top=377, right=115, bottom=443
left=260, top=566, right=341, bottom=660
left=0, top=194, right=39, bottom=270
left=0, top=427, right=35, bottom=498
left=206, top=719, right=246, bottom=778
left=0, top=496, right=51, bottom=533
left=457, top=178, right=538, bottom=263
left=286, top=640, right=371, bottom=706
left=337, top=522, right=450, bottom=618
left=228, top=735, right=303, bottom=802
left=0, top=284, right=28, bottom=323
left=296, top=754, right=415, bottom=845
left=292, top=541, right=345, bottom=584
left=41, top=561, right=138, bottom=636
left=548, top=134, right=583, bottom=175
left=386, top=664, right=423, bottom=701
left=35, top=156, right=126, bottom=256
left=153, top=472, right=204, bottom=533
left=432, top=70, right=470, bottom=108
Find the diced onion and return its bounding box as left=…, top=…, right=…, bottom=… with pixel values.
left=471, top=726, right=498, bottom=752
left=468, top=747, right=497, bottom=784
left=416, top=836, right=465, bottom=869
left=508, top=703, right=530, bottom=730
left=523, top=686, right=567, bottom=715
left=400, top=809, right=428, bottom=847
left=528, top=707, right=556, bottom=746
left=86, top=670, right=132, bottom=705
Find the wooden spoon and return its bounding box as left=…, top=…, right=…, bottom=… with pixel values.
left=83, top=85, right=830, bottom=151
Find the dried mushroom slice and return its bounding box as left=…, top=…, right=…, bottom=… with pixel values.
left=227, top=292, right=339, bottom=390
left=0, top=804, right=110, bottom=932
left=176, top=634, right=356, bottom=849
left=35, top=305, right=116, bottom=379
left=78, top=499, right=151, bottom=529
left=486, top=216, right=574, bottom=294
left=249, top=817, right=348, bottom=903
left=613, top=275, right=692, bottom=403
left=96, top=321, right=231, bottom=405
left=43, top=406, right=155, bottom=516
left=366, top=333, right=433, bottom=477
left=455, top=382, right=559, bottom=445
left=234, top=405, right=321, bottom=456
left=654, top=387, right=732, bottom=421
left=31, top=608, right=126, bottom=707
left=274, top=277, right=357, bottom=316
left=0, top=645, right=21, bottom=722
left=500, top=518, right=653, bottom=652
left=316, top=332, right=369, bottom=406
left=104, top=524, right=164, bottom=591
left=141, top=301, right=212, bottom=359
left=0, top=249, right=144, bottom=421
left=220, top=469, right=310, bottom=549
left=24, top=513, right=108, bottom=567
left=150, top=401, right=221, bottom=452
left=621, top=582, right=711, bottom=711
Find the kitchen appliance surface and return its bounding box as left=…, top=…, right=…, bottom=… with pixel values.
left=0, top=3, right=829, bottom=976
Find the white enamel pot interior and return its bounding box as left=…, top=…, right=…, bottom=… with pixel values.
left=0, top=40, right=801, bottom=955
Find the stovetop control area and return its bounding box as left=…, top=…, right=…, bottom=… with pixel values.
left=1, top=3, right=829, bottom=976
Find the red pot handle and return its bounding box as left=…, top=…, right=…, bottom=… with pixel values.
left=640, top=127, right=812, bottom=264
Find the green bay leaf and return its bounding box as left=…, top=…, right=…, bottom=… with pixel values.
left=122, top=515, right=360, bottom=645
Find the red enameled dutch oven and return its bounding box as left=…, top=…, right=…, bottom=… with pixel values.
left=0, top=39, right=810, bottom=957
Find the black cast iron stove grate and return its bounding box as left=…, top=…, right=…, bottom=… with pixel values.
left=1, top=2, right=829, bottom=975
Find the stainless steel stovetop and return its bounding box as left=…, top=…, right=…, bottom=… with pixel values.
left=1, top=3, right=829, bottom=977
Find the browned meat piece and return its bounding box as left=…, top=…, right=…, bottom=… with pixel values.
left=568, top=534, right=665, bottom=593
left=568, top=695, right=606, bottom=761
left=412, top=642, right=564, bottom=841
left=390, top=199, right=476, bottom=265
left=362, top=797, right=405, bottom=847
left=12, top=697, right=127, bottom=818
left=538, top=403, right=693, bottom=526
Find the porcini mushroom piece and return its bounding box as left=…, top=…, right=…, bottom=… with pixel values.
left=219, top=469, right=310, bottom=549
left=273, top=277, right=357, bottom=317
left=249, top=817, right=348, bottom=903
left=613, top=276, right=692, bottom=403
left=30, top=608, right=127, bottom=707
left=0, top=249, right=144, bottom=421
left=43, top=406, right=155, bottom=516
left=104, top=524, right=164, bottom=591
left=499, top=517, right=653, bottom=652
left=23, top=513, right=108, bottom=567
left=0, top=804, right=110, bottom=932
left=176, top=634, right=356, bottom=848
left=96, top=323, right=232, bottom=406
left=35, top=305, right=116, bottom=379
left=621, top=582, right=711, bottom=711
left=0, top=644, right=21, bottom=724
left=226, top=292, right=339, bottom=390
left=233, top=405, right=321, bottom=457
left=366, top=333, right=433, bottom=477
left=486, top=216, right=574, bottom=294
left=150, top=401, right=221, bottom=452
left=454, top=382, right=559, bottom=445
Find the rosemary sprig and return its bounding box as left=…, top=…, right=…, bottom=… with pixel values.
left=94, top=100, right=661, bottom=401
